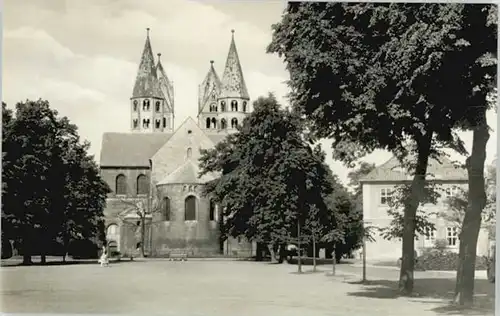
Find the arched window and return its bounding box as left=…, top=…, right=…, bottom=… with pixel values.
left=106, top=224, right=120, bottom=252
left=243, top=101, right=247, bottom=112
left=155, top=101, right=161, bottom=112
left=186, top=147, right=192, bottom=159
left=136, top=174, right=149, bottom=195
left=231, top=118, right=238, bottom=128
left=211, top=118, right=217, bottom=129
left=206, top=117, right=211, bottom=129
left=185, top=196, right=196, bottom=221
left=133, top=100, right=138, bottom=112
left=107, top=224, right=118, bottom=236
left=133, top=119, right=138, bottom=128
left=115, top=174, right=127, bottom=195
left=210, top=103, right=217, bottom=112
left=231, top=100, right=238, bottom=112
left=221, top=119, right=227, bottom=129
left=221, top=101, right=226, bottom=112
left=163, top=117, right=167, bottom=128
left=209, top=200, right=216, bottom=221
left=163, top=197, right=171, bottom=221
left=143, top=99, right=150, bottom=111
left=155, top=119, right=161, bottom=129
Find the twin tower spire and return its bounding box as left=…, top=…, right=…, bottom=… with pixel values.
left=130, top=28, right=250, bottom=134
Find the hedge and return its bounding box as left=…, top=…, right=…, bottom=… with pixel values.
left=415, top=249, right=490, bottom=271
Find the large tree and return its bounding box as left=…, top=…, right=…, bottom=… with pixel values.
left=268, top=3, right=496, bottom=297
left=2, top=99, right=109, bottom=264
left=198, top=94, right=340, bottom=262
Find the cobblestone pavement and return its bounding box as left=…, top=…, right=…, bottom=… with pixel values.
left=1, top=259, right=494, bottom=315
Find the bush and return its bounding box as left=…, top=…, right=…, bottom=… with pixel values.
left=415, top=249, right=489, bottom=271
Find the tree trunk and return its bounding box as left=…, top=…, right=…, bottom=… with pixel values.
left=312, top=235, right=317, bottom=272
left=455, top=112, right=489, bottom=306
left=399, top=132, right=433, bottom=295
left=267, top=244, right=278, bottom=263
left=41, top=254, right=46, bottom=265
left=331, top=246, right=336, bottom=276
left=21, top=237, right=32, bottom=265
left=278, top=243, right=286, bottom=263
left=297, top=219, right=302, bottom=273
left=140, top=217, right=146, bottom=258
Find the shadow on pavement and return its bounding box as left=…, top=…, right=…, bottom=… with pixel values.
left=1, top=258, right=134, bottom=267
left=345, top=278, right=494, bottom=315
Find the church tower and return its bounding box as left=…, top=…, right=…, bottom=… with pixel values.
left=130, top=28, right=174, bottom=133
left=198, top=30, right=250, bottom=134
left=197, top=60, right=222, bottom=132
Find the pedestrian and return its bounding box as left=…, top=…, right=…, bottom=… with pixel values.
left=99, top=245, right=109, bottom=267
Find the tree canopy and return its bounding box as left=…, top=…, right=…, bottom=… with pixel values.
left=198, top=94, right=357, bottom=260
left=268, top=2, right=497, bottom=295
left=2, top=100, right=110, bottom=264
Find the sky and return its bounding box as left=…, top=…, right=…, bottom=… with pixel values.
left=3, top=0, right=498, bottom=186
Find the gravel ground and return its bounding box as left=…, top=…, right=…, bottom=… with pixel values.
left=0, top=258, right=494, bottom=315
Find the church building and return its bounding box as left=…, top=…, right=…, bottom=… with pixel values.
left=99, top=29, right=253, bottom=257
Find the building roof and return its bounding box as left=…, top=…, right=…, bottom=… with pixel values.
left=100, top=132, right=172, bottom=167
left=220, top=30, right=250, bottom=100
left=100, top=127, right=227, bottom=168
left=360, top=155, right=468, bottom=182
left=198, top=61, right=222, bottom=114
left=131, top=30, right=163, bottom=99
left=156, top=54, right=174, bottom=113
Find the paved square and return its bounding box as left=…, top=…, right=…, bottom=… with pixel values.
left=0, top=259, right=494, bottom=315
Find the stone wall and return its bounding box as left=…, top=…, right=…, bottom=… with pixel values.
left=149, top=183, right=220, bottom=256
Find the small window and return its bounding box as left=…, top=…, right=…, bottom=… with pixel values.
left=424, top=227, right=435, bottom=241
left=243, top=101, right=247, bottom=112
left=210, top=103, right=217, bottom=112
left=447, top=227, right=458, bottom=246
left=163, top=197, right=171, bottom=221
left=380, top=188, right=393, bottom=205
left=143, top=99, right=150, bottom=111
left=209, top=200, right=216, bottom=221
left=163, top=117, right=167, bottom=128
left=231, top=118, right=238, bottom=128
left=221, top=119, right=227, bottom=129
left=445, top=186, right=458, bottom=198
left=211, top=118, right=217, bottom=129
left=136, top=174, right=149, bottom=195
left=155, top=101, right=161, bottom=112
left=186, top=147, right=192, bottom=159
left=221, top=101, right=226, bottom=112
left=206, top=118, right=211, bottom=129
left=231, top=100, right=238, bottom=112
left=133, top=119, right=138, bottom=128
left=185, top=196, right=196, bottom=221
left=133, top=100, right=138, bottom=112
left=155, top=119, right=161, bottom=129
left=142, top=119, right=150, bottom=128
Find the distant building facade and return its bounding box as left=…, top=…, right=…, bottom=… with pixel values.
left=360, top=156, right=491, bottom=262
left=99, top=29, right=253, bottom=257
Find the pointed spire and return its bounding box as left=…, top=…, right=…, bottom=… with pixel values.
left=156, top=52, right=174, bottom=113
left=220, top=29, right=250, bottom=100
left=199, top=60, right=222, bottom=112
left=132, top=28, right=162, bottom=99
